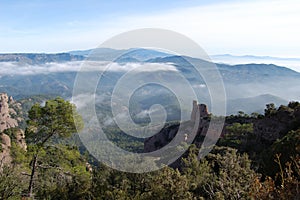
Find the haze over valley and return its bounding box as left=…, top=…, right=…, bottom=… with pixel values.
left=0, top=48, right=299, bottom=116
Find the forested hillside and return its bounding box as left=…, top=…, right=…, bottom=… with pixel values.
left=0, top=93, right=299, bottom=199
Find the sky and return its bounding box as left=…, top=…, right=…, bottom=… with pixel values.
left=0, top=0, right=300, bottom=58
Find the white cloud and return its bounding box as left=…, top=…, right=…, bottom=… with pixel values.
left=0, top=61, right=83, bottom=76
left=115, top=0, right=300, bottom=57
left=107, top=63, right=178, bottom=72
left=193, top=84, right=206, bottom=89
left=70, top=93, right=96, bottom=110
left=135, top=106, right=163, bottom=119
left=0, top=61, right=178, bottom=76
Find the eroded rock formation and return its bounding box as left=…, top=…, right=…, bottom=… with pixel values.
left=0, top=133, right=12, bottom=164
left=191, top=100, right=209, bottom=121
left=144, top=100, right=213, bottom=153
left=0, top=93, right=18, bottom=132
left=0, top=93, right=26, bottom=166
left=144, top=100, right=300, bottom=162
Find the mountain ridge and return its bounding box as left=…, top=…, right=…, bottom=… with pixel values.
left=0, top=48, right=299, bottom=76
left=0, top=53, right=84, bottom=64
left=0, top=48, right=299, bottom=114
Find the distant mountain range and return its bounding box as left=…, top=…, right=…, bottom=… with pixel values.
left=1, top=49, right=299, bottom=71
left=0, top=53, right=84, bottom=64
left=211, top=54, right=300, bottom=62
left=211, top=54, right=300, bottom=72
left=226, top=94, right=288, bottom=115
left=0, top=48, right=172, bottom=64
left=146, top=55, right=300, bottom=83
left=69, top=48, right=172, bottom=62
left=0, top=48, right=299, bottom=115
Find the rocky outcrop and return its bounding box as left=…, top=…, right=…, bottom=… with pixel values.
left=144, top=101, right=213, bottom=153
left=0, top=133, right=12, bottom=164
left=15, top=129, right=27, bottom=151
left=144, top=100, right=300, bottom=157
left=191, top=100, right=209, bottom=121
left=144, top=123, right=180, bottom=153
left=0, top=93, right=26, bottom=166
left=143, top=100, right=300, bottom=172
left=0, top=93, right=18, bottom=132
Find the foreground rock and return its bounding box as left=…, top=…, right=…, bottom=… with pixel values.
left=0, top=93, right=26, bottom=166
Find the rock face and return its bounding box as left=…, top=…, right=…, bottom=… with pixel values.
left=144, top=101, right=212, bottom=153
left=0, top=133, right=12, bottom=164
left=144, top=101, right=300, bottom=168
left=144, top=100, right=300, bottom=158
left=144, top=123, right=180, bottom=153
left=15, top=129, right=27, bottom=151
left=0, top=93, right=26, bottom=166
left=0, top=93, right=18, bottom=132
left=191, top=100, right=209, bottom=121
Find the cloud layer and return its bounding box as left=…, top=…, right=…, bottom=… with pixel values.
left=0, top=61, right=178, bottom=76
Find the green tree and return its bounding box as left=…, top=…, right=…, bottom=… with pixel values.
left=261, top=128, right=300, bottom=178
left=288, top=101, right=300, bottom=109
left=25, top=97, right=84, bottom=198
left=141, top=167, right=193, bottom=200
left=218, top=123, right=253, bottom=150
left=205, top=146, right=258, bottom=199
left=0, top=165, right=26, bottom=199
left=33, top=145, right=91, bottom=199
left=182, top=145, right=214, bottom=198
left=264, top=103, right=277, bottom=117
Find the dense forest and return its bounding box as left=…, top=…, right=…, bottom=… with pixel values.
left=0, top=95, right=300, bottom=199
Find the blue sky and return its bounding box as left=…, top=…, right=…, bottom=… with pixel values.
left=0, top=0, right=223, bottom=32
left=0, top=0, right=299, bottom=58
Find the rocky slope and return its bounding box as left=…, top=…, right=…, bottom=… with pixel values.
left=0, top=93, right=26, bottom=166
left=144, top=101, right=218, bottom=153
left=144, top=100, right=300, bottom=155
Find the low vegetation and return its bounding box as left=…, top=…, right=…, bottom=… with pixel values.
left=0, top=98, right=299, bottom=199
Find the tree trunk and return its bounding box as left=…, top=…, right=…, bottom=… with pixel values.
left=28, top=154, right=38, bottom=198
